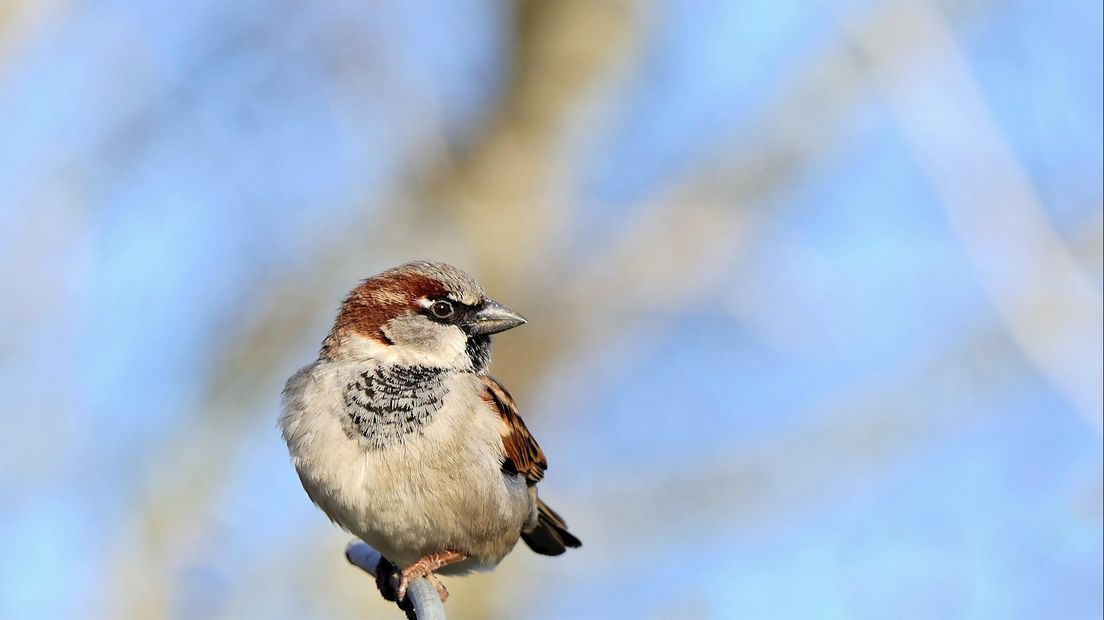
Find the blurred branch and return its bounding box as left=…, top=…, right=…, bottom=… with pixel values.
left=421, top=0, right=643, bottom=285
left=838, top=1, right=1104, bottom=431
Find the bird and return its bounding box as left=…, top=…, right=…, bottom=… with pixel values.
left=280, top=260, right=580, bottom=605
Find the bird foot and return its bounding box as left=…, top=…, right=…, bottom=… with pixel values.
left=426, top=574, right=449, bottom=602
left=395, top=550, right=467, bottom=603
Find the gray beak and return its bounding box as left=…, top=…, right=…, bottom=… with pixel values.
left=465, top=298, right=527, bottom=335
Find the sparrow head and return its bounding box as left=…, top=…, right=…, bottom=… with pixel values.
left=321, top=261, right=525, bottom=370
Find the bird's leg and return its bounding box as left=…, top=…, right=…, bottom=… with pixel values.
left=396, top=550, right=468, bottom=603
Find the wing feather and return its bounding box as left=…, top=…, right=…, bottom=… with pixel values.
left=479, top=375, right=547, bottom=485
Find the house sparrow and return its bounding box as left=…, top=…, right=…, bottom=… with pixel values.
left=280, top=261, right=580, bottom=605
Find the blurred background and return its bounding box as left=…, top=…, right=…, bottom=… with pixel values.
left=1, top=0, right=1101, bottom=618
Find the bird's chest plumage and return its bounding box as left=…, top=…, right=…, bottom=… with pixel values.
left=341, top=364, right=450, bottom=449
left=281, top=360, right=532, bottom=571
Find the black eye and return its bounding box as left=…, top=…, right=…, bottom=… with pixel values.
left=431, top=300, right=454, bottom=319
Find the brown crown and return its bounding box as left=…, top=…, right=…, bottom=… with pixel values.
left=321, top=271, right=448, bottom=356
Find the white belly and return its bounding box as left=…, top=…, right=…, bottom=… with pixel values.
left=280, top=361, right=532, bottom=571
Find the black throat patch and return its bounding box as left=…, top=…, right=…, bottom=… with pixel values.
left=343, top=364, right=449, bottom=448
left=466, top=335, right=491, bottom=373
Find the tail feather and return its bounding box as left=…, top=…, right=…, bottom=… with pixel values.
left=522, top=499, right=582, bottom=556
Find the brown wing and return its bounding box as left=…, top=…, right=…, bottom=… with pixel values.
left=479, top=375, right=547, bottom=485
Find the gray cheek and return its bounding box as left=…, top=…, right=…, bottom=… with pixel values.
left=383, top=314, right=462, bottom=350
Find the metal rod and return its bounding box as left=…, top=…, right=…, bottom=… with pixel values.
left=345, top=541, right=447, bottom=620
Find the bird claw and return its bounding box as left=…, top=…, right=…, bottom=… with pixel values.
left=395, top=567, right=449, bottom=603
left=394, top=551, right=465, bottom=603
left=428, top=574, right=449, bottom=602
left=395, top=568, right=421, bottom=603
left=395, top=574, right=413, bottom=603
